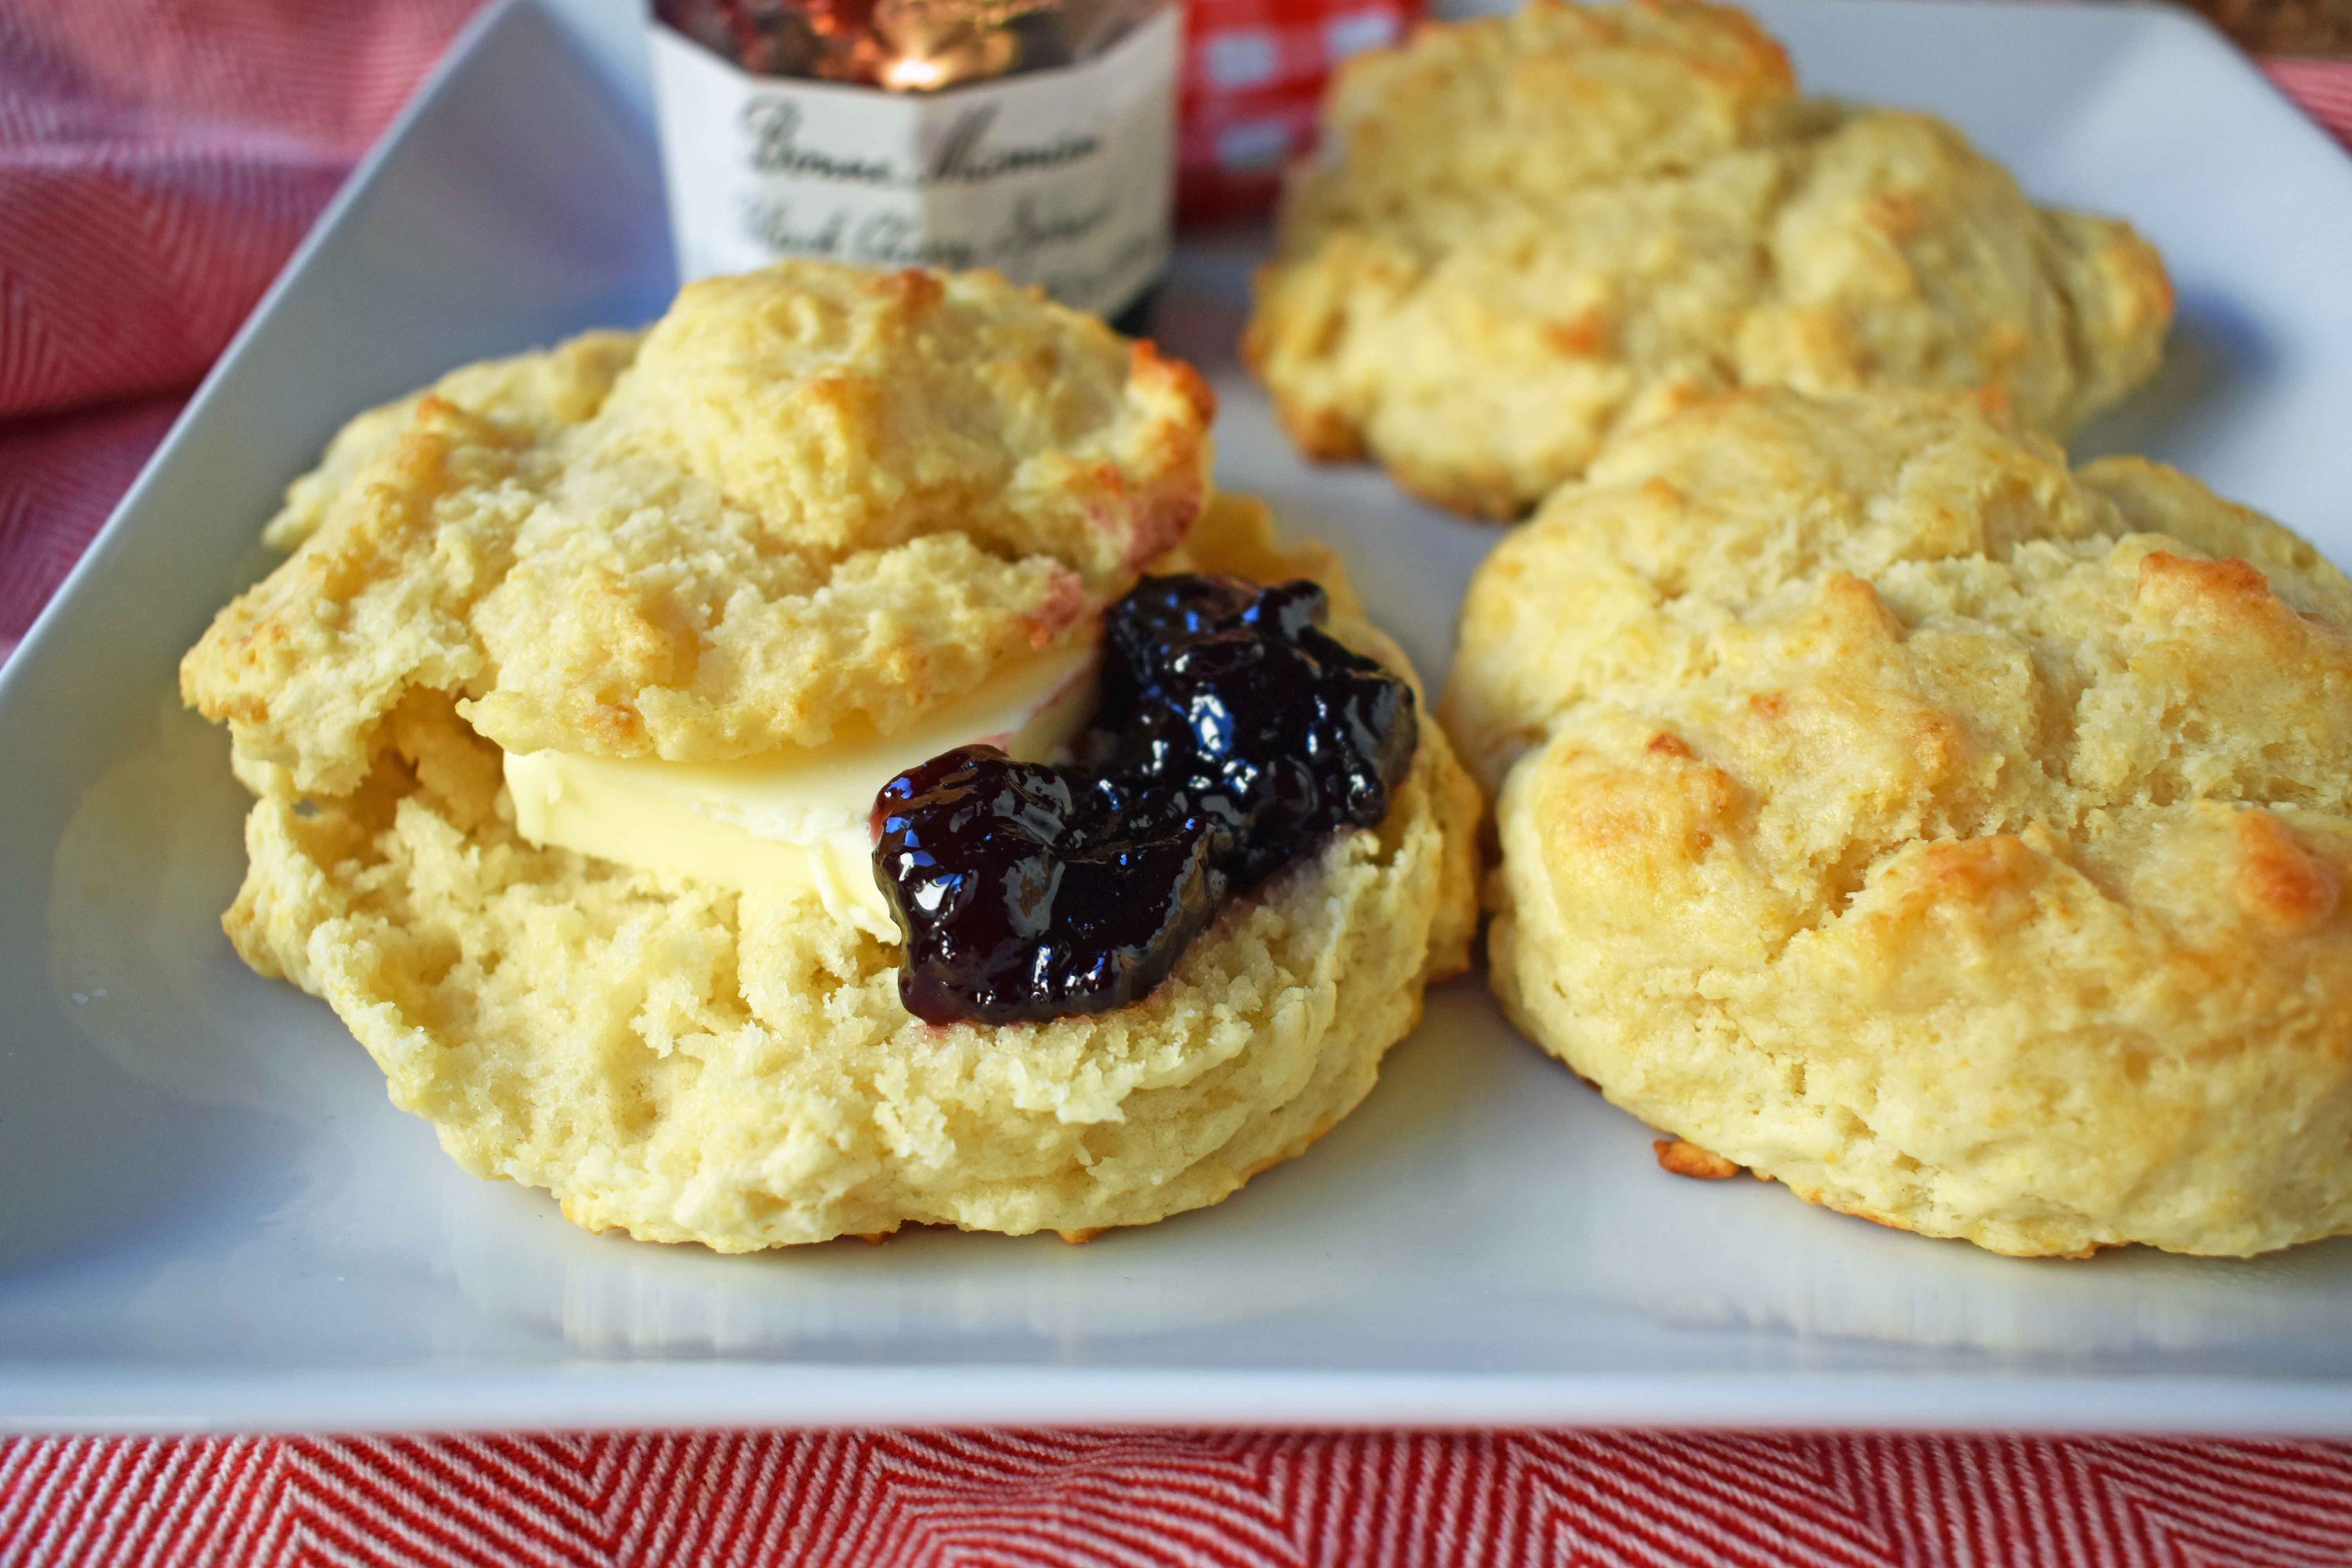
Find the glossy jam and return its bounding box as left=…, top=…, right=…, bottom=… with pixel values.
left=873, top=574, right=1417, bottom=1024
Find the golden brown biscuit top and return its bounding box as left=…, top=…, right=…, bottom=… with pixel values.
left=1315, top=0, right=1797, bottom=212
left=183, top=262, right=1215, bottom=796
left=1446, top=388, right=2352, bottom=802
left=1446, top=389, right=2352, bottom=971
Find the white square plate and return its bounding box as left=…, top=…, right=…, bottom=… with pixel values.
left=7, top=0, right=2352, bottom=1434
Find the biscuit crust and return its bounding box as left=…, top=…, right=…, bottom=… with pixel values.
left=210, top=482, right=1480, bottom=1251
left=183, top=263, right=1215, bottom=796
left=1448, top=388, right=2352, bottom=1258
left=1244, top=0, right=2172, bottom=519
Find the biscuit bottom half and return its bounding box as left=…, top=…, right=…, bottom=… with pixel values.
left=218, top=513, right=1481, bottom=1252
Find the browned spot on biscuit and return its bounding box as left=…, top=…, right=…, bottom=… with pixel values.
left=2140, top=549, right=2271, bottom=607
left=1983, top=321, right=2031, bottom=381
left=2234, top=809, right=2341, bottom=934
left=1551, top=752, right=1742, bottom=863
left=1646, top=732, right=1693, bottom=759
left=1650, top=379, right=1718, bottom=423
left=1055, top=1227, right=1106, bottom=1245
left=2132, top=550, right=2318, bottom=654
left=868, top=267, right=945, bottom=312
left=851, top=1230, right=896, bottom=1245
left=1653, top=1138, right=1742, bottom=1180
left=1864, top=190, right=1923, bottom=240
left=1813, top=572, right=1902, bottom=640
left=1924, top=834, right=2038, bottom=897
left=1274, top=397, right=1367, bottom=464
left=1969, top=383, right=2016, bottom=427
left=1543, top=309, right=1613, bottom=357
left=1857, top=834, right=2050, bottom=949
left=1136, top=339, right=1217, bottom=428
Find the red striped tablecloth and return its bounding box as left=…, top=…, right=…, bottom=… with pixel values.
left=5, top=2, right=2352, bottom=1563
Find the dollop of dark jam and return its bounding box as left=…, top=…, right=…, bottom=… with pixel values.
left=873, top=574, right=1418, bottom=1025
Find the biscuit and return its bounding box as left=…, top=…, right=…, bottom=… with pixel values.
left=209, top=487, right=1477, bottom=1249
left=1243, top=0, right=2172, bottom=519
left=1447, top=387, right=2352, bottom=1257
left=184, top=260, right=1477, bottom=1251
left=185, top=261, right=1214, bottom=798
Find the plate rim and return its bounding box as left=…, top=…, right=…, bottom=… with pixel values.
left=10, top=1366, right=2352, bottom=1438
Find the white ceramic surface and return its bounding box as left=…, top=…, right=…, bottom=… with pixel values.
left=5, top=0, right=2352, bottom=1434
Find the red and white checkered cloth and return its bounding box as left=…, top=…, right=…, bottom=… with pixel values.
left=7, top=2, right=2352, bottom=1563
left=1178, top=0, right=1422, bottom=223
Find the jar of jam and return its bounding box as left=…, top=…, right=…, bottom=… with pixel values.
left=648, top=0, right=1178, bottom=326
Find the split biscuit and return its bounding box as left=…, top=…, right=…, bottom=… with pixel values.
left=184, top=266, right=1478, bottom=1249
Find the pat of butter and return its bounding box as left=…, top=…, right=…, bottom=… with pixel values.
left=504, top=642, right=1099, bottom=938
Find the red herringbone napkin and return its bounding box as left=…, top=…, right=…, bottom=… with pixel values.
left=0, top=0, right=483, bottom=660
left=6, top=1430, right=2352, bottom=1566
left=5, top=3, right=2352, bottom=1564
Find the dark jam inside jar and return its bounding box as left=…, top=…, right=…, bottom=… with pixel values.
left=873, top=573, right=1417, bottom=1025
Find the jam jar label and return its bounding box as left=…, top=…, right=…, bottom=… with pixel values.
left=647, top=9, right=1178, bottom=318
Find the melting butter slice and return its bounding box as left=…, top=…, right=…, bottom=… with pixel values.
left=504, top=641, right=1099, bottom=938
